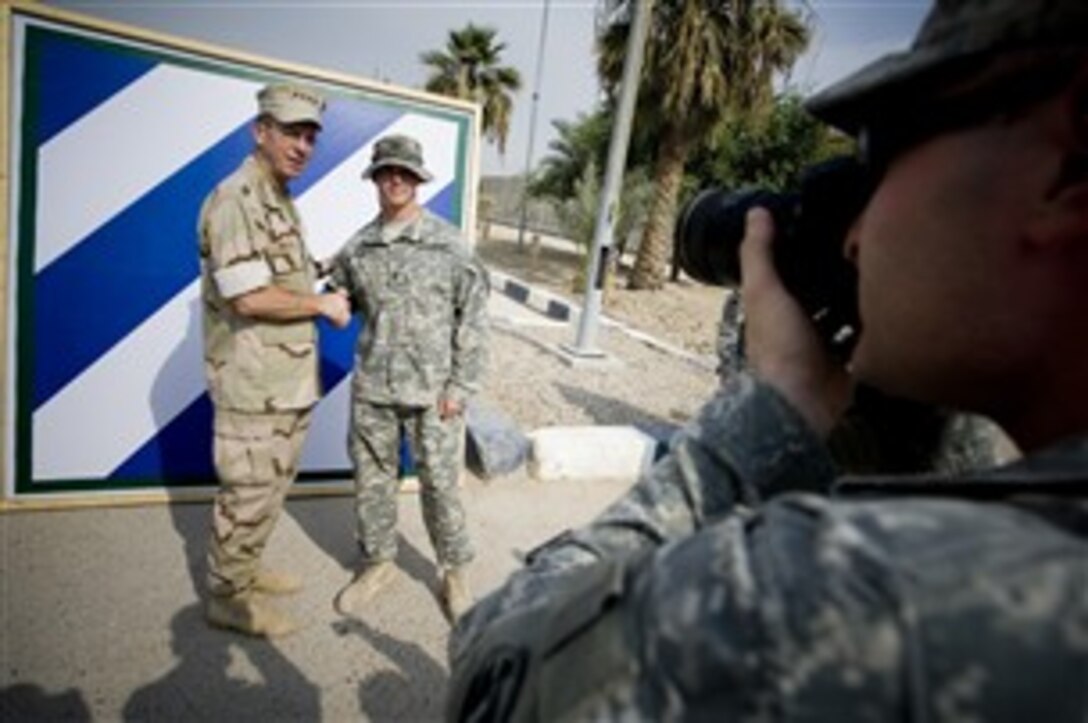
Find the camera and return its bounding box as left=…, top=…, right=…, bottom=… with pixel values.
left=674, top=155, right=872, bottom=356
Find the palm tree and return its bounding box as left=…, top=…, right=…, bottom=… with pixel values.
left=529, top=103, right=657, bottom=202
left=528, top=111, right=613, bottom=201
left=551, top=160, right=653, bottom=295
left=598, top=0, right=809, bottom=289
left=420, top=24, right=523, bottom=155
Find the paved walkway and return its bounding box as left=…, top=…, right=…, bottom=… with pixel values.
left=1, top=269, right=696, bottom=722
left=0, top=474, right=630, bottom=721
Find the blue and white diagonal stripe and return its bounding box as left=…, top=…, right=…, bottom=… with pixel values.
left=14, top=21, right=470, bottom=490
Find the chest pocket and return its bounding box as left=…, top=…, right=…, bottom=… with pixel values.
left=360, top=249, right=454, bottom=321
left=260, top=203, right=313, bottom=294
left=251, top=200, right=315, bottom=346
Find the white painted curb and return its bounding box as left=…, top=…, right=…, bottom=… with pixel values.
left=488, top=268, right=716, bottom=372
left=528, top=425, right=658, bottom=482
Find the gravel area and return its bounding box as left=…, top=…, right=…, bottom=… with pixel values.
left=479, top=321, right=718, bottom=441
left=474, top=225, right=724, bottom=441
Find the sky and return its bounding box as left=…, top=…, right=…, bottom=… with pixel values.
left=42, top=1, right=931, bottom=176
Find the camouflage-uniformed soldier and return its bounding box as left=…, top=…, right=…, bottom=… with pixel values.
left=449, top=1, right=1088, bottom=719
left=199, top=83, right=352, bottom=638
left=328, top=134, right=489, bottom=623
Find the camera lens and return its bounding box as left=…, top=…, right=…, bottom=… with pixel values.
left=673, top=155, right=871, bottom=356
left=674, top=189, right=789, bottom=286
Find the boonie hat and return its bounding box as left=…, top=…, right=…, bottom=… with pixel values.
left=257, top=83, right=326, bottom=128
left=807, top=0, right=1088, bottom=133
left=361, top=134, right=434, bottom=183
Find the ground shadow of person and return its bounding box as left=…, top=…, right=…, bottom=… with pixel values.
left=283, top=494, right=358, bottom=572
left=144, top=296, right=217, bottom=594
left=0, top=683, right=91, bottom=722
left=288, top=492, right=443, bottom=597
left=289, top=494, right=448, bottom=610
left=123, top=603, right=320, bottom=722
left=392, top=533, right=443, bottom=606
left=139, top=302, right=320, bottom=720
left=556, top=381, right=681, bottom=450
left=331, top=614, right=448, bottom=721
left=164, top=491, right=210, bottom=597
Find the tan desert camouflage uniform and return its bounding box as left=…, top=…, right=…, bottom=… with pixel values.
left=199, top=154, right=320, bottom=596
left=329, top=209, right=489, bottom=568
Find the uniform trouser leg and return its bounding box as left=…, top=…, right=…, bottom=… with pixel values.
left=207, top=408, right=310, bottom=597
left=405, top=405, right=474, bottom=568
left=350, top=402, right=402, bottom=563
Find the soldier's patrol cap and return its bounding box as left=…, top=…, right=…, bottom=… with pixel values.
left=257, top=83, right=326, bottom=128
left=807, top=0, right=1088, bottom=133
left=361, top=134, right=434, bottom=183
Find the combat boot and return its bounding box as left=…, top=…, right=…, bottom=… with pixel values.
left=206, top=591, right=300, bottom=638
left=254, top=567, right=303, bottom=596
left=334, top=561, right=396, bottom=616
left=441, top=567, right=474, bottom=623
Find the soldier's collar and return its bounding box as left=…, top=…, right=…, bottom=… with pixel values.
left=835, top=435, right=1088, bottom=499
left=247, top=153, right=290, bottom=199
left=379, top=210, right=427, bottom=244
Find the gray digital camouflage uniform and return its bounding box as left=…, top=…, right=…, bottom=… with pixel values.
left=715, top=289, right=747, bottom=383
left=329, top=209, right=489, bottom=567
left=451, top=0, right=1088, bottom=715
left=715, top=290, right=1006, bottom=473
left=448, top=373, right=1088, bottom=721
left=199, top=154, right=321, bottom=597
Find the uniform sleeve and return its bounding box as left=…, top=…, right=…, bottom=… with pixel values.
left=202, top=193, right=271, bottom=299
left=323, top=231, right=368, bottom=308
left=716, top=290, right=747, bottom=386
left=324, top=246, right=352, bottom=293
left=450, top=373, right=837, bottom=665
left=444, top=253, right=490, bottom=404
left=448, top=378, right=868, bottom=720
left=319, top=231, right=359, bottom=293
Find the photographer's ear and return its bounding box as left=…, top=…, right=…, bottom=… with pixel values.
left=1028, top=63, right=1088, bottom=249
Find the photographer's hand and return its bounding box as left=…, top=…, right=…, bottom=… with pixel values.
left=739, top=208, right=852, bottom=436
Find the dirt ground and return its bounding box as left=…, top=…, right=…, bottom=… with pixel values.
left=476, top=224, right=729, bottom=359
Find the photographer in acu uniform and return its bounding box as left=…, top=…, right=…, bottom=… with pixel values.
left=448, top=0, right=1088, bottom=720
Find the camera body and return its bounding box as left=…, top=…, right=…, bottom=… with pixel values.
left=675, top=155, right=872, bottom=356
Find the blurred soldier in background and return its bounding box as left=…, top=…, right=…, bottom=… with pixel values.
left=329, top=134, right=489, bottom=623
left=198, top=83, right=351, bottom=638
left=448, top=0, right=1088, bottom=719
left=715, top=289, right=1011, bottom=473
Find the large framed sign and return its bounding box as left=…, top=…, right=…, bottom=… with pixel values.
left=1, top=2, right=480, bottom=507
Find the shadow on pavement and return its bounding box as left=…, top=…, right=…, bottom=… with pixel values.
left=122, top=603, right=320, bottom=721
left=165, top=496, right=209, bottom=598
left=332, top=614, right=448, bottom=722
left=286, top=494, right=358, bottom=571
left=393, top=533, right=442, bottom=604
left=288, top=494, right=444, bottom=598
left=0, top=683, right=91, bottom=722
left=556, top=382, right=682, bottom=444
left=158, top=490, right=323, bottom=721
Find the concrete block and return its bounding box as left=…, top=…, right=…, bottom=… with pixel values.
left=465, top=401, right=531, bottom=480
left=528, top=425, right=657, bottom=482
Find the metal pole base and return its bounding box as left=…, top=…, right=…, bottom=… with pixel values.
left=557, top=342, right=621, bottom=369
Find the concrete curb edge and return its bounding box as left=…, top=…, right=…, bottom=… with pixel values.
left=488, top=268, right=717, bottom=373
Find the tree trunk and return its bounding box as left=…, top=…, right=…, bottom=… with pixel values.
left=457, top=68, right=470, bottom=101
left=628, top=126, right=688, bottom=290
